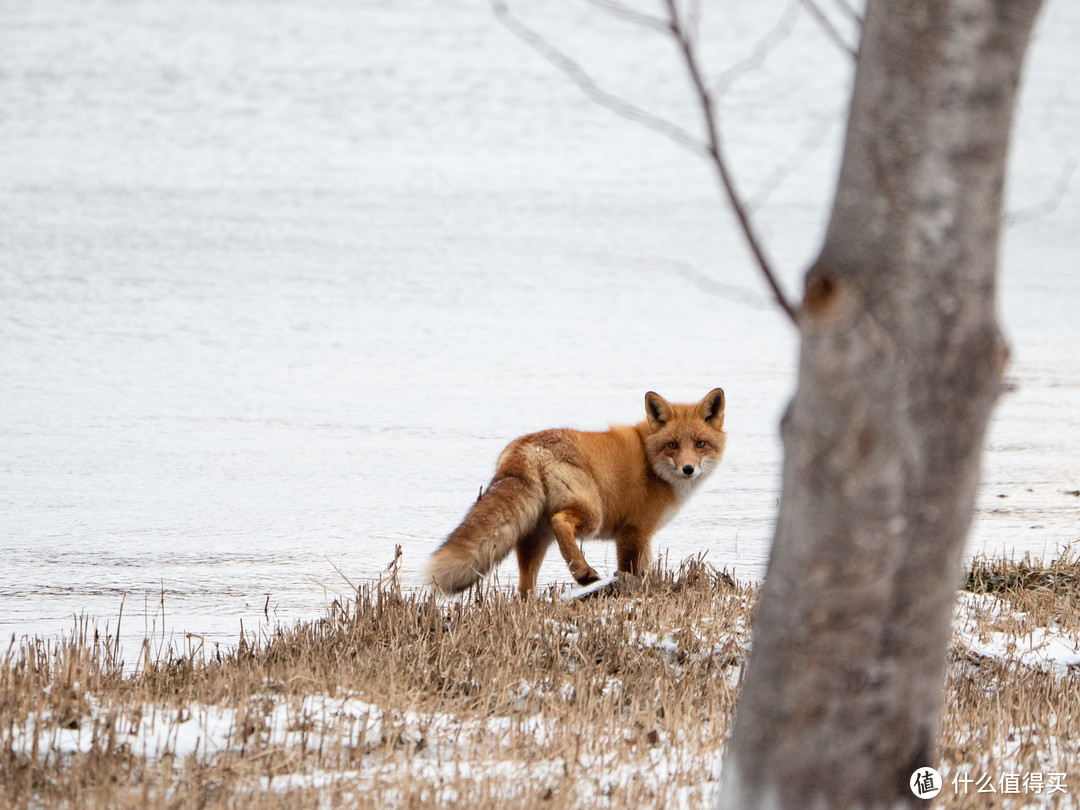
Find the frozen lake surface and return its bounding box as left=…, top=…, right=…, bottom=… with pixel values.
left=2, top=0, right=1078, bottom=654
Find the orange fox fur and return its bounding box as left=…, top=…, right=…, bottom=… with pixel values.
left=428, top=389, right=726, bottom=595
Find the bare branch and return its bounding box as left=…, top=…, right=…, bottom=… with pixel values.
left=830, top=0, right=864, bottom=29
left=686, top=0, right=704, bottom=47
left=800, top=0, right=857, bottom=59
left=583, top=0, right=669, bottom=33
left=713, top=0, right=800, bottom=97
left=663, top=0, right=799, bottom=322
left=1004, top=159, right=1076, bottom=226
left=491, top=0, right=705, bottom=154
left=665, top=260, right=773, bottom=310
left=591, top=251, right=772, bottom=310
left=748, top=106, right=844, bottom=209
left=493, top=0, right=799, bottom=323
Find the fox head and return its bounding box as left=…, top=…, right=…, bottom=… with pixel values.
left=642, top=388, right=726, bottom=487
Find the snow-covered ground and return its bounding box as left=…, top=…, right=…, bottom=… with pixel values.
left=9, top=592, right=1077, bottom=808
left=1, top=0, right=1078, bottom=653
left=954, top=591, right=1080, bottom=676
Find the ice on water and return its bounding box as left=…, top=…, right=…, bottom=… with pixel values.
left=1, top=0, right=1078, bottom=654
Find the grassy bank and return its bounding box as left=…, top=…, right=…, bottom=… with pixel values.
left=2, top=550, right=1078, bottom=808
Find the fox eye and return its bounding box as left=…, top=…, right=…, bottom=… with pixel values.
left=695, top=440, right=707, bottom=449
left=667, top=441, right=678, bottom=450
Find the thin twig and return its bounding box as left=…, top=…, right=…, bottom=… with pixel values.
left=493, top=0, right=798, bottom=322
left=663, top=0, right=799, bottom=322
left=589, top=251, right=772, bottom=310
left=713, top=0, right=800, bottom=97
left=748, top=105, right=844, bottom=209
left=492, top=0, right=705, bottom=154
left=831, top=0, right=864, bottom=29
left=686, top=0, right=704, bottom=48
left=1003, top=159, right=1076, bottom=226
left=584, top=0, right=669, bottom=33
left=800, top=0, right=857, bottom=58
left=325, top=555, right=359, bottom=594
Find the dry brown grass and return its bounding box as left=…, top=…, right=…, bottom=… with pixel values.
left=936, top=546, right=1080, bottom=808
left=1, top=549, right=1078, bottom=809
left=965, top=546, right=1080, bottom=638
left=0, top=556, right=749, bottom=809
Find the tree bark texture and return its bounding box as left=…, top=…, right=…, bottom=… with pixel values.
left=719, top=1, right=1044, bottom=808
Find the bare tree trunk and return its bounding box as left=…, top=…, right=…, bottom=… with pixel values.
left=719, top=1, right=1044, bottom=808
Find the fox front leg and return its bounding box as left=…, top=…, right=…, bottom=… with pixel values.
left=615, top=526, right=652, bottom=577
left=550, top=508, right=601, bottom=586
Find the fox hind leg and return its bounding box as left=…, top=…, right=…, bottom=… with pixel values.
left=515, top=529, right=551, bottom=597
left=550, top=508, right=601, bottom=586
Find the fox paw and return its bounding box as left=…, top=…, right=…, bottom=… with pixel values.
left=574, top=567, right=601, bottom=586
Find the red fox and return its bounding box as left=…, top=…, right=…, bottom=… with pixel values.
left=428, top=389, right=726, bottom=596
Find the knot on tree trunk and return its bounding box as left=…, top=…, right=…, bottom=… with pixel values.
left=801, top=264, right=859, bottom=333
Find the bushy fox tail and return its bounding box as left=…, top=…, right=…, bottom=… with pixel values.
left=429, top=473, right=544, bottom=594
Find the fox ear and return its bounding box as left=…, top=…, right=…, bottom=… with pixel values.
left=698, top=388, right=725, bottom=425
left=644, top=391, right=673, bottom=429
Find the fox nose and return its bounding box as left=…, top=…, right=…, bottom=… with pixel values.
left=682, top=464, right=695, bottom=476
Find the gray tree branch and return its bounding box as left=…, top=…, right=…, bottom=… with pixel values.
left=662, top=0, right=799, bottom=322
left=800, top=0, right=858, bottom=57
left=491, top=0, right=704, bottom=154
left=1004, top=158, right=1076, bottom=226
left=493, top=0, right=800, bottom=323
left=711, top=0, right=800, bottom=97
